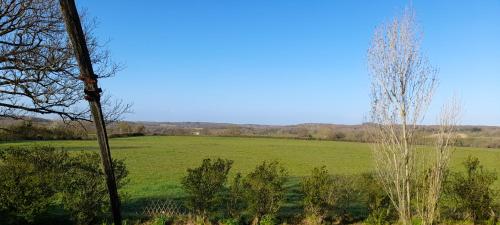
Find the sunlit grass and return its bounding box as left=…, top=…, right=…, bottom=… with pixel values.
left=2, top=136, right=499, bottom=214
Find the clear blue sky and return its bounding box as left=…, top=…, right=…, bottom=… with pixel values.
left=79, top=0, right=500, bottom=125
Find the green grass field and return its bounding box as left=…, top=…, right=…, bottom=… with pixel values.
left=2, top=136, right=500, bottom=215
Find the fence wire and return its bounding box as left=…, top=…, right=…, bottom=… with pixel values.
left=141, top=199, right=187, bottom=217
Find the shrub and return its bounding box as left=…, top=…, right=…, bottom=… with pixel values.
left=258, top=214, right=276, bottom=225
left=61, top=152, right=129, bottom=225
left=225, top=172, right=246, bottom=218
left=301, top=166, right=335, bottom=217
left=333, top=132, right=346, bottom=140
left=109, top=132, right=145, bottom=138
left=359, top=173, right=393, bottom=225
left=330, top=175, right=363, bottom=223
left=301, top=170, right=389, bottom=223
left=0, top=121, right=86, bottom=141
left=442, top=156, right=498, bottom=223
left=0, top=146, right=67, bottom=223
left=301, top=214, right=325, bottom=225
left=181, top=158, right=233, bottom=216
left=219, top=217, right=240, bottom=225
left=243, top=160, right=288, bottom=219
left=180, top=214, right=212, bottom=225
left=150, top=215, right=172, bottom=225
left=0, top=146, right=128, bottom=225
left=364, top=210, right=390, bottom=225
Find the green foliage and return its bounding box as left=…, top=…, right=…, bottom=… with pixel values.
left=301, top=214, right=325, bottom=225
left=331, top=175, right=363, bottom=215
left=150, top=215, right=172, bottom=225
left=364, top=209, right=390, bottom=225
left=442, top=156, right=498, bottom=223
left=61, top=153, right=108, bottom=224
left=301, top=166, right=335, bottom=217
left=181, top=158, right=233, bottom=216
left=61, top=152, right=129, bottom=225
left=258, top=214, right=276, bottom=225
left=243, top=160, right=288, bottom=218
left=359, top=173, right=393, bottom=225
left=184, top=215, right=212, bottom=225
left=219, top=217, right=240, bottom=225
left=0, top=121, right=86, bottom=141
left=0, top=146, right=67, bottom=223
left=225, top=172, right=246, bottom=218
left=0, top=145, right=128, bottom=225
left=4, top=136, right=500, bottom=224
left=301, top=170, right=392, bottom=224
left=486, top=216, right=500, bottom=225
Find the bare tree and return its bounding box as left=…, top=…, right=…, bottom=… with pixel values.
left=416, top=98, right=460, bottom=225
left=367, top=7, right=437, bottom=225
left=0, top=0, right=129, bottom=122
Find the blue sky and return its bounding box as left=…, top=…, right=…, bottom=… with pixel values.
left=79, top=0, right=500, bottom=125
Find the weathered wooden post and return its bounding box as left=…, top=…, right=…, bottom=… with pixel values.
left=58, top=1, right=122, bottom=224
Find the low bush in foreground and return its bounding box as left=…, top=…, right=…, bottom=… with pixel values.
left=243, top=160, right=288, bottom=221
left=441, top=156, right=499, bottom=224
left=2, top=146, right=498, bottom=225
left=180, top=159, right=288, bottom=223
left=182, top=158, right=233, bottom=217
left=0, top=146, right=128, bottom=225
left=301, top=166, right=335, bottom=219
left=174, top=157, right=499, bottom=225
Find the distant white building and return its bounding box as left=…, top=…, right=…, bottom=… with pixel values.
left=192, top=128, right=203, bottom=135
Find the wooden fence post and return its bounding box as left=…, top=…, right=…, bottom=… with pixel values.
left=58, top=1, right=122, bottom=224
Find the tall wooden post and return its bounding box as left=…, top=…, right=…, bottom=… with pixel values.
left=58, top=1, right=122, bottom=224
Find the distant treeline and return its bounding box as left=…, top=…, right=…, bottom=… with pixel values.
left=1, top=119, right=500, bottom=148
left=0, top=121, right=87, bottom=141
left=142, top=123, right=500, bottom=149
left=0, top=120, right=146, bottom=141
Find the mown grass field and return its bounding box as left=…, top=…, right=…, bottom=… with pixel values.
left=2, top=136, right=500, bottom=215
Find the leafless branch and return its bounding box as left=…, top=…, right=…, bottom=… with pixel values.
left=367, top=6, right=439, bottom=225
left=0, top=0, right=129, bottom=122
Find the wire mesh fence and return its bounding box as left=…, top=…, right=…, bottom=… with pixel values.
left=141, top=199, right=187, bottom=217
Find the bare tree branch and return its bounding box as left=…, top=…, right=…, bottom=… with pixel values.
left=0, top=0, right=130, bottom=122
left=415, top=97, right=461, bottom=225
left=367, top=7, right=438, bottom=225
